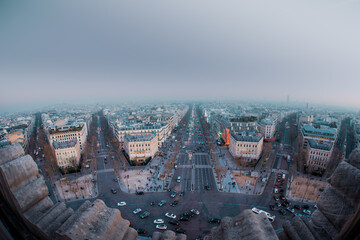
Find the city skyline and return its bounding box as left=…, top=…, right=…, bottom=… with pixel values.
left=1, top=0, right=360, bottom=111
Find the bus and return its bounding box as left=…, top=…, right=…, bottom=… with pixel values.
left=251, top=207, right=275, bottom=222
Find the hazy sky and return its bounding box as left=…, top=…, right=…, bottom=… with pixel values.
left=1, top=0, right=360, bottom=112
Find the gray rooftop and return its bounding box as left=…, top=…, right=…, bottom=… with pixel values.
left=52, top=139, right=77, bottom=149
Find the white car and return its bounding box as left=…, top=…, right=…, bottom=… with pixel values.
left=165, top=212, right=176, bottom=219
left=191, top=209, right=200, bottom=215
left=117, top=202, right=126, bottom=207
left=155, top=224, right=167, bottom=230
left=133, top=208, right=142, bottom=214
left=153, top=219, right=164, bottom=224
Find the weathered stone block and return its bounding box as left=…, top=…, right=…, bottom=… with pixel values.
left=329, top=161, right=360, bottom=205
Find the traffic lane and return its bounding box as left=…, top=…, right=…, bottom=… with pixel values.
left=67, top=184, right=296, bottom=238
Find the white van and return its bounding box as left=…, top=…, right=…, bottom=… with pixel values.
left=177, top=176, right=181, bottom=183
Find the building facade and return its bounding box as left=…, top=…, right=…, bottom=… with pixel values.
left=112, top=122, right=167, bottom=148
left=229, top=133, right=264, bottom=164
left=53, top=138, right=81, bottom=169
left=306, top=139, right=333, bottom=174
left=259, top=118, right=276, bottom=141
left=48, top=123, right=88, bottom=152
left=124, top=133, right=158, bottom=164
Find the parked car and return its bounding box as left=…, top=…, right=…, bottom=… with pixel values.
left=154, top=219, right=164, bottom=224
left=183, top=212, right=194, bottom=218
left=208, top=218, right=221, bottom=224
left=170, top=200, right=178, bottom=207
left=133, top=208, right=142, bottom=214
left=269, top=205, right=275, bottom=211
left=275, top=202, right=281, bottom=207
left=117, top=202, right=126, bottom=207
left=303, top=209, right=311, bottom=215
left=165, top=212, right=176, bottom=219
left=158, top=200, right=166, bottom=207
left=204, top=185, right=211, bottom=190
left=279, top=209, right=286, bottom=215
left=286, top=207, right=295, bottom=213
left=136, top=228, right=146, bottom=234
left=140, top=211, right=150, bottom=219
left=179, top=216, right=189, bottom=221
left=179, top=191, right=184, bottom=196
left=111, top=188, right=117, bottom=194
left=136, top=191, right=144, bottom=195
left=168, top=219, right=179, bottom=226
left=174, top=228, right=186, bottom=234
left=274, top=196, right=279, bottom=201
left=156, top=224, right=167, bottom=230
left=190, top=209, right=200, bottom=215
left=294, top=205, right=302, bottom=210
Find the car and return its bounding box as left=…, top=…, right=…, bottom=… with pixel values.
left=275, top=202, right=281, bottom=207
left=294, top=213, right=303, bottom=217
left=204, top=185, right=211, bottom=190
left=113, top=178, right=118, bottom=182
left=136, top=228, right=146, bottom=234
left=179, top=191, right=184, bottom=196
left=117, top=202, right=126, bottom=207
left=274, top=188, right=278, bottom=193
left=183, top=212, right=194, bottom=218
left=111, top=188, right=117, bottom=194
left=158, top=200, right=166, bottom=207
left=136, top=191, right=144, bottom=195
left=191, top=209, right=200, bottom=215
left=133, top=208, right=142, bottom=214
left=274, top=196, right=279, bottom=201
left=170, top=200, right=178, bottom=207
left=294, top=205, right=302, bottom=210
left=303, top=209, right=311, bottom=215
left=208, top=218, right=221, bottom=224
left=168, top=219, right=180, bottom=226
left=140, top=211, right=150, bottom=219
left=286, top=207, right=295, bottom=213
left=174, top=227, right=186, bottom=234
left=279, top=209, right=286, bottom=215
left=154, top=219, right=164, bottom=224
left=280, top=195, right=286, bottom=200
left=165, top=212, right=176, bottom=219
left=314, top=204, right=318, bottom=209
left=179, top=216, right=189, bottom=221
left=269, top=205, right=275, bottom=211
left=170, top=191, right=177, bottom=198
left=156, top=224, right=167, bottom=230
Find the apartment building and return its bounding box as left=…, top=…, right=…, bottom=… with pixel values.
left=48, top=123, right=88, bottom=152
left=229, top=116, right=258, bottom=134
left=124, top=133, right=158, bottom=164
left=112, top=122, right=167, bottom=148
left=259, top=118, right=276, bottom=141
left=306, top=139, right=333, bottom=174
left=53, top=138, right=81, bottom=169
left=229, top=133, right=264, bottom=164
left=301, top=124, right=337, bottom=150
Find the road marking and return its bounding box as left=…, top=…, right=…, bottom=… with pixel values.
left=98, top=168, right=115, bottom=173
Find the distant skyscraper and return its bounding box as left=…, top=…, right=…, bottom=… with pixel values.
left=286, top=95, right=290, bottom=105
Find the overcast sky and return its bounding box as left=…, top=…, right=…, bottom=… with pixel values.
left=0, top=0, right=360, bottom=112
